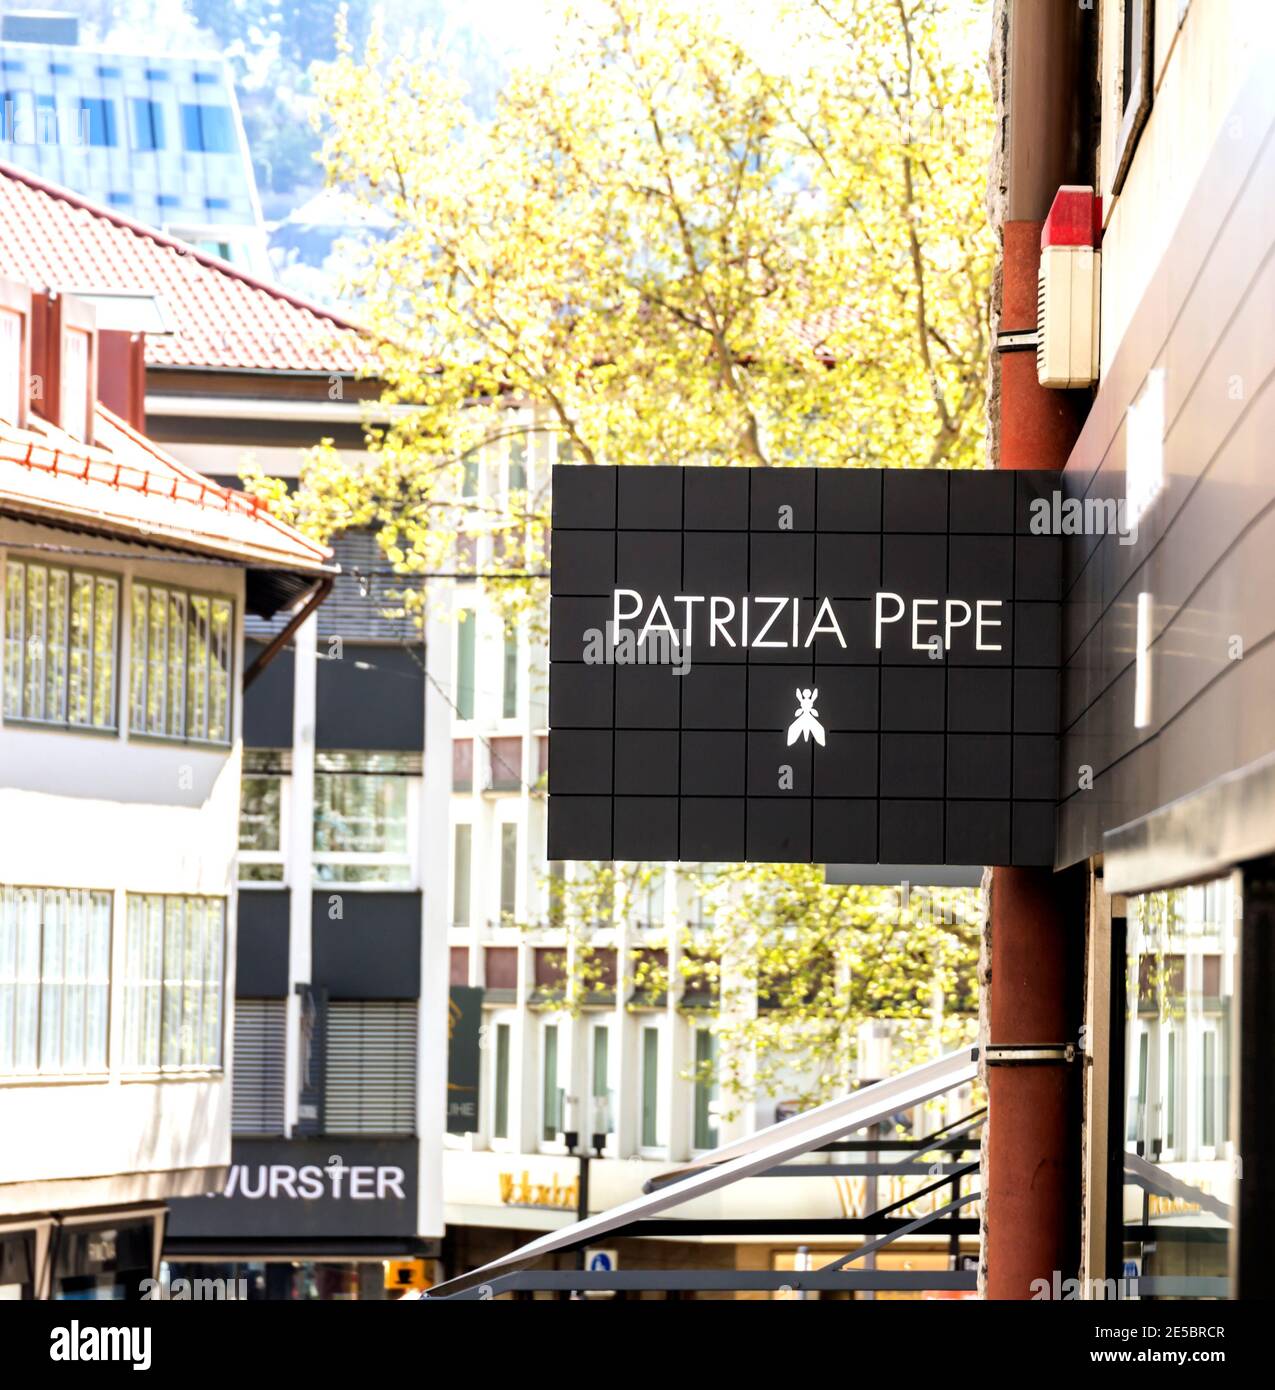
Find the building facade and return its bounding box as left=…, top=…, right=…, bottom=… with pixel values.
left=0, top=260, right=330, bottom=1298
left=0, top=10, right=269, bottom=275
left=986, top=0, right=1275, bottom=1298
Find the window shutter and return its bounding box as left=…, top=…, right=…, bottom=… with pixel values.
left=231, top=999, right=287, bottom=1134
left=325, top=1000, right=417, bottom=1133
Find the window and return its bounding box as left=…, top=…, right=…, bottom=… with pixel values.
left=80, top=97, right=117, bottom=147
left=502, top=623, right=518, bottom=718
left=641, top=1026, right=661, bottom=1148
left=204, top=196, right=230, bottom=210
left=508, top=436, right=527, bottom=492
left=499, top=823, right=518, bottom=921
left=452, top=823, right=472, bottom=927
left=313, top=751, right=413, bottom=884
left=455, top=614, right=475, bottom=719
left=131, top=97, right=164, bottom=151
left=97, top=64, right=122, bottom=79
left=0, top=886, right=111, bottom=1075
left=325, top=1000, right=416, bottom=1133
left=128, top=582, right=233, bottom=743
left=693, top=1027, right=720, bottom=1150
left=1201, top=1028, right=1218, bottom=1150
left=4, top=560, right=118, bottom=730
left=542, top=1023, right=561, bottom=1142
left=493, top=1022, right=511, bottom=1139
left=0, top=306, right=21, bottom=423
left=121, top=894, right=224, bottom=1071
left=591, top=1023, right=611, bottom=1136
left=59, top=327, right=90, bottom=442
left=144, top=68, right=169, bottom=82
left=107, top=192, right=131, bottom=207
left=1111, top=0, right=1152, bottom=196
left=231, top=999, right=286, bottom=1133
left=239, top=750, right=288, bottom=883
left=180, top=102, right=235, bottom=153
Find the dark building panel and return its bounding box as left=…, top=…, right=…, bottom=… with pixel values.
left=316, top=643, right=425, bottom=750
left=236, top=890, right=291, bottom=996
left=311, top=891, right=422, bottom=999
left=243, top=640, right=295, bottom=748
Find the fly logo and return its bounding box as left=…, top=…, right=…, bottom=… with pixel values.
left=787, top=688, right=825, bottom=746
left=50, top=1321, right=152, bottom=1371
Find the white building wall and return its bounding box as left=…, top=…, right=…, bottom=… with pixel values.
left=0, top=521, right=243, bottom=1214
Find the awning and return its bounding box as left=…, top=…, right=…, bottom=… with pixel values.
left=427, top=1045, right=979, bottom=1298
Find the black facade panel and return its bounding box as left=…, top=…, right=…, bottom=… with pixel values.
left=311, top=891, right=422, bottom=999
left=243, top=641, right=295, bottom=749
left=316, top=643, right=425, bottom=750
left=237, top=890, right=291, bottom=996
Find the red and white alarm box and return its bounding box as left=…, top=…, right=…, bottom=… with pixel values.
left=1037, top=186, right=1101, bottom=389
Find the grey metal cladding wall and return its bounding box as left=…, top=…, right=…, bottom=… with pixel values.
left=548, top=464, right=1062, bottom=867
left=315, top=642, right=426, bottom=750
left=236, top=889, right=291, bottom=996
left=1056, top=65, right=1275, bottom=868
left=311, top=891, right=422, bottom=998
left=243, top=640, right=295, bottom=748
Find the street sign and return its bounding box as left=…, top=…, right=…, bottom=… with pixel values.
left=547, top=465, right=1063, bottom=866
left=585, top=1248, right=619, bottom=1272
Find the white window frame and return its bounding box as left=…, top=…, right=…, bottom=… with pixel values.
left=638, top=1016, right=668, bottom=1157
left=128, top=580, right=234, bottom=745
left=120, top=894, right=225, bottom=1075
left=487, top=1011, right=516, bottom=1153
left=538, top=1016, right=566, bottom=1154
left=3, top=559, right=120, bottom=732
left=0, top=885, right=112, bottom=1078
left=311, top=758, right=420, bottom=890
left=238, top=763, right=290, bottom=888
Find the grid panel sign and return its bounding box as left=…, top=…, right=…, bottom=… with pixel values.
left=547, top=465, right=1062, bottom=867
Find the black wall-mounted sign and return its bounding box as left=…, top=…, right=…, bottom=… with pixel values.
left=547, top=465, right=1063, bottom=867
left=165, top=1137, right=419, bottom=1241
left=447, top=986, right=483, bottom=1134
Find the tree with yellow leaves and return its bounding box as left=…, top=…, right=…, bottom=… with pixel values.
left=256, top=0, right=993, bottom=1109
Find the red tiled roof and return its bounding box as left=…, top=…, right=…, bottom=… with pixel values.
left=0, top=403, right=333, bottom=575
left=0, top=160, right=373, bottom=374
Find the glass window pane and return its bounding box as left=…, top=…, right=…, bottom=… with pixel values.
left=14, top=888, right=40, bottom=1072
left=187, top=596, right=210, bottom=740
left=641, top=1027, right=660, bottom=1147
left=92, top=577, right=117, bottom=728
left=3, top=561, right=23, bottom=718
left=68, top=572, right=94, bottom=725
left=181, top=899, right=203, bottom=1067
left=85, top=892, right=111, bottom=1070
left=208, top=599, right=231, bottom=741
left=122, top=895, right=143, bottom=1068
left=500, top=824, right=518, bottom=919
left=0, top=886, right=16, bottom=1074
left=147, top=585, right=168, bottom=734
left=542, top=1024, right=559, bottom=1142
left=144, top=895, right=163, bottom=1067
left=240, top=775, right=282, bottom=852
left=61, top=890, right=88, bottom=1071
left=202, top=902, right=223, bottom=1067
left=129, top=583, right=148, bottom=732
left=502, top=624, right=518, bottom=718
left=162, top=897, right=184, bottom=1067
left=455, top=616, right=475, bottom=719
left=166, top=591, right=186, bottom=738
left=39, top=890, right=65, bottom=1071
left=24, top=563, right=47, bottom=719
left=493, top=1022, right=510, bottom=1139
left=45, top=568, right=68, bottom=722
left=452, top=824, right=471, bottom=927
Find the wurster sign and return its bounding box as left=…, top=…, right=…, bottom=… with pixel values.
left=548, top=465, right=1063, bottom=867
